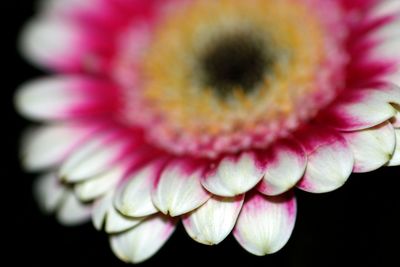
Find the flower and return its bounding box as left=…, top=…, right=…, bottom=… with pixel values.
left=16, top=0, right=400, bottom=264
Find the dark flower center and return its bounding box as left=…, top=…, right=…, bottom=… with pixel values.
left=200, top=32, right=272, bottom=97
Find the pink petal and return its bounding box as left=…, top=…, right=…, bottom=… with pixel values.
left=257, top=139, right=307, bottom=196
left=15, top=76, right=119, bottom=121
left=388, top=128, right=400, bottom=166
left=115, top=160, right=166, bottom=218
left=297, top=127, right=354, bottom=193
left=343, top=122, right=396, bottom=173
left=321, top=85, right=400, bottom=131
left=233, top=192, right=296, bottom=256
left=21, top=122, right=102, bottom=171
left=152, top=159, right=211, bottom=216
left=182, top=195, right=244, bottom=245
left=202, top=152, right=265, bottom=197
left=110, top=215, right=176, bottom=264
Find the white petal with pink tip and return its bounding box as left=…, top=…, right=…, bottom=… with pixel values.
left=343, top=122, right=396, bottom=173
left=110, top=216, right=176, bottom=264
left=258, top=140, right=307, bottom=196
left=297, top=131, right=354, bottom=193
left=202, top=152, right=264, bottom=197
left=21, top=123, right=99, bottom=171
left=233, top=193, right=296, bottom=256
left=152, top=160, right=210, bottom=216
left=34, top=172, right=66, bottom=213
left=183, top=195, right=244, bottom=245
left=115, top=162, right=162, bottom=217
left=326, top=85, right=400, bottom=131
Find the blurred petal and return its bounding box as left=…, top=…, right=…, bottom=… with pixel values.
left=21, top=122, right=101, bottom=171
left=75, top=163, right=126, bottom=201
left=15, top=76, right=118, bottom=121
left=57, top=191, right=92, bottom=226
left=34, top=172, right=66, bottom=213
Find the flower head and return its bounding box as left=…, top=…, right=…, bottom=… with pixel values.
left=16, top=0, right=400, bottom=263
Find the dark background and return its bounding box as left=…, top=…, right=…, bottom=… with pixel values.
left=6, top=1, right=400, bottom=266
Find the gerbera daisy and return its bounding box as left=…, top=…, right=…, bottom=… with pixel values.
left=16, top=0, right=399, bottom=264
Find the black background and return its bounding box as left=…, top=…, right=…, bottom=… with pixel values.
left=6, top=1, right=400, bottom=266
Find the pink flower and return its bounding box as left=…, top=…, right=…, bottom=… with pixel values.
left=16, top=0, right=399, bottom=263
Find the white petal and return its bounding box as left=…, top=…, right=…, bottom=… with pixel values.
left=74, top=164, right=125, bottom=201
left=105, top=205, right=143, bottom=234
left=233, top=193, right=296, bottom=256
left=57, top=191, right=92, bottom=226
left=370, top=15, right=400, bottom=41
left=115, top=161, right=164, bottom=217
left=369, top=1, right=400, bottom=20
left=92, top=191, right=112, bottom=230
left=16, top=76, right=82, bottom=120
left=383, top=69, right=400, bottom=86
left=326, top=85, right=400, bottom=131
left=152, top=159, right=211, bottom=217
left=297, top=130, right=354, bottom=193
left=391, top=108, right=400, bottom=128
left=60, top=131, right=128, bottom=182
left=20, top=18, right=83, bottom=70
left=34, top=172, right=66, bottom=213
left=371, top=38, right=400, bottom=61
left=343, top=122, right=396, bottom=172
left=202, top=152, right=265, bottom=197
left=21, top=123, right=100, bottom=171
left=183, top=195, right=244, bottom=245
left=92, top=191, right=143, bottom=233
left=38, top=0, right=99, bottom=17
left=258, top=140, right=307, bottom=196
left=110, top=216, right=176, bottom=264
left=388, top=128, right=400, bottom=166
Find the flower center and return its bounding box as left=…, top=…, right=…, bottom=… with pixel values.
left=115, top=0, right=348, bottom=158
left=200, top=32, right=271, bottom=98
